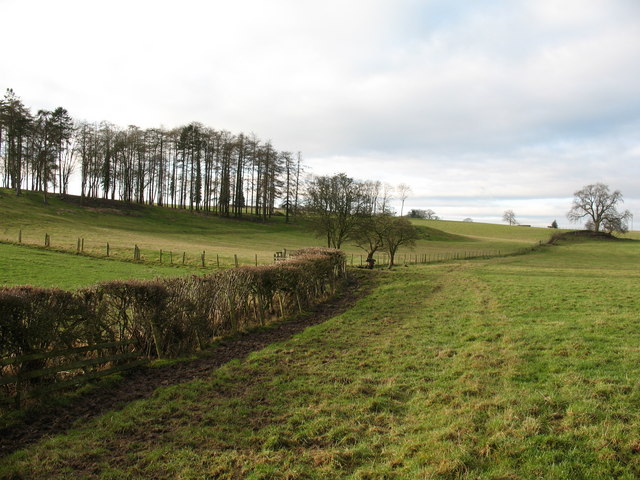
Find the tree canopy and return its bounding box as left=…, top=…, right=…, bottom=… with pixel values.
left=0, top=89, right=302, bottom=217
left=502, top=210, right=517, bottom=226
left=567, top=183, right=629, bottom=233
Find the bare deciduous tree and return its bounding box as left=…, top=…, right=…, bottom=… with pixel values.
left=383, top=216, right=419, bottom=268
left=567, top=183, right=627, bottom=232
left=350, top=214, right=390, bottom=268
left=502, top=209, right=517, bottom=226
left=305, top=173, right=367, bottom=248
left=397, top=183, right=411, bottom=217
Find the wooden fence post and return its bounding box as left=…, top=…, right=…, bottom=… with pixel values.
left=160, top=249, right=163, bottom=264
left=182, top=252, right=186, bottom=265
left=106, top=242, right=110, bottom=257
left=234, top=254, right=239, bottom=268
left=201, top=251, right=206, bottom=268
left=217, top=254, right=220, bottom=268
left=18, top=229, right=22, bottom=244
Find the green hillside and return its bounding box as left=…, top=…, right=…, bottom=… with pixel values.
left=1, top=188, right=559, bottom=288
left=3, top=236, right=639, bottom=478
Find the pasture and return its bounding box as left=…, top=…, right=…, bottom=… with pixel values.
left=2, top=235, right=639, bottom=479
left=0, top=189, right=556, bottom=288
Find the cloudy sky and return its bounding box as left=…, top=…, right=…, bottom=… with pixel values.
left=2, top=0, right=639, bottom=226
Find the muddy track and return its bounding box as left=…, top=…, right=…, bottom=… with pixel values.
left=0, top=271, right=373, bottom=458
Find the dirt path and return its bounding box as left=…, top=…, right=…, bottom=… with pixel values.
left=0, top=272, right=373, bottom=458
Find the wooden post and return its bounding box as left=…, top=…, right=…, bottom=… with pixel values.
left=170, top=251, right=173, bottom=264
left=255, top=253, right=258, bottom=266
left=160, top=249, right=163, bottom=264
left=81, top=238, right=84, bottom=252
left=18, top=229, right=22, bottom=244
left=217, top=254, right=220, bottom=268
left=201, top=251, right=206, bottom=268
left=77, top=238, right=81, bottom=254
left=106, top=242, right=110, bottom=257
left=182, top=252, right=186, bottom=265
left=234, top=254, right=239, bottom=268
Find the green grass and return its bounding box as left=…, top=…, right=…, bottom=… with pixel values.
left=0, top=189, right=561, bottom=288
left=0, top=243, right=203, bottom=289
left=2, top=237, right=639, bottom=478
left=0, top=189, right=318, bottom=266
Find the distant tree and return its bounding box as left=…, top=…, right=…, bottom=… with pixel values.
left=567, top=183, right=626, bottom=232
left=382, top=216, right=420, bottom=268
left=292, top=152, right=304, bottom=219
left=502, top=209, right=518, bottom=226
left=397, top=183, right=411, bottom=216
left=281, top=151, right=294, bottom=223
left=424, top=209, right=438, bottom=219
left=549, top=219, right=558, bottom=229
left=0, top=89, right=32, bottom=194
left=408, top=208, right=437, bottom=219
left=602, top=210, right=632, bottom=234
left=32, top=109, right=58, bottom=203
left=350, top=214, right=390, bottom=268
left=305, top=173, right=367, bottom=248
left=463, top=218, right=473, bottom=223
left=50, top=107, right=74, bottom=196
left=379, top=183, right=394, bottom=215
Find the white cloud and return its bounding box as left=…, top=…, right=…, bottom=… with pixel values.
left=1, top=0, right=639, bottom=224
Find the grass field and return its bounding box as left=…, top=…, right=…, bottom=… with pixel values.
left=2, top=236, right=639, bottom=479
left=0, top=243, right=203, bottom=290
left=0, top=189, right=559, bottom=288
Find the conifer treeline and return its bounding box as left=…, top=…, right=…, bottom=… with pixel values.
left=0, top=89, right=303, bottom=219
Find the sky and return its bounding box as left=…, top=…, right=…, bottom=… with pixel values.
left=2, top=0, right=639, bottom=227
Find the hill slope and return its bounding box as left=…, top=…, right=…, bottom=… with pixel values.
left=1, top=189, right=556, bottom=287
left=2, top=239, right=639, bottom=478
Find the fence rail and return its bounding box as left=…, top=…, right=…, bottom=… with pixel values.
left=1, top=340, right=144, bottom=409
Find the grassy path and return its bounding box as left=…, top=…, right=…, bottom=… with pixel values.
left=2, top=241, right=640, bottom=479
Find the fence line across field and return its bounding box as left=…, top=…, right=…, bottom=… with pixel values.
left=4, top=228, right=537, bottom=269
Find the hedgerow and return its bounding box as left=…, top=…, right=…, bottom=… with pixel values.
left=0, top=248, right=346, bottom=362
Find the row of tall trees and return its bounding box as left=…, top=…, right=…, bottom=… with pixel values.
left=0, top=89, right=303, bottom=219
left=0, top=89, right=75, bottom=200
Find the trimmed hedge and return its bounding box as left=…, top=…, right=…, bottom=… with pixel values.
left=0, top=248, right=346, bottom=362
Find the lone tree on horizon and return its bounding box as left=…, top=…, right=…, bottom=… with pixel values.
left=567, top=183, right=630, bottom=233
left=503, top=209, right=518, bottom=226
